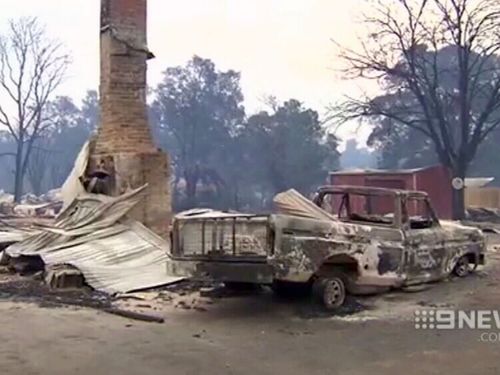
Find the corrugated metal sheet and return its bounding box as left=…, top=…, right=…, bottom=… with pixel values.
left=60, top=140, right=89, bottom=210
left=5, top=186, right=183, bottom=294
left=0, top=230, right=32, bottom=244
left=0, top=218, right=44, bottom=245
left=176, top=208, right=255, bottom=219
left=273, top=189, right=335, bottom=221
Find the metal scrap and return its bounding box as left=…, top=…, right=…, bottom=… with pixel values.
left=5, top=186, right=183, bottom=294
left=273, top=189, right=336, bottom=221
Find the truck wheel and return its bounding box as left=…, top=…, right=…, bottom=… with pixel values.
left=313, top=275, right=346, bottom=311
left=453, top=256, right=470, bottom=277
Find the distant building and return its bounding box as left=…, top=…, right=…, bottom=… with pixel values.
left=330, top=165, right=453, bottom=219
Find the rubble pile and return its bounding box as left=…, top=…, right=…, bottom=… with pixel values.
left=0, top=189, right=63, bottom=249
left=0, top=141, right=182, bottom=314
left=0, top=186, right=182, bottom=294
left=0, top=180, right=184, bottom=322
left=0, top=189, right=62, bottom=219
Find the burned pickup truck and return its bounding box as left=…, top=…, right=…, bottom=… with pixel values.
left=168, top=186, right=486, bottom=310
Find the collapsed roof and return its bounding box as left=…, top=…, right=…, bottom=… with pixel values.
left=4, top=186, right=182, bottom=294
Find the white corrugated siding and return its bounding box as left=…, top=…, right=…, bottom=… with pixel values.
left=5, top=186, right=183, bottom=294
left=273, top=189, right=335, bottom=221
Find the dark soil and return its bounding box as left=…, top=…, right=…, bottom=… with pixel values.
left=0, top=274, right=111, bottom=310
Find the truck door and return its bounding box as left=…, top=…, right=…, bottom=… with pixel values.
left=402, top=197, right=447, bottom=284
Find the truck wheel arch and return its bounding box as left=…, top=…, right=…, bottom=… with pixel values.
left=316, top=254, right=358, bottom=270
left=313, top=254, right=359, bottom=280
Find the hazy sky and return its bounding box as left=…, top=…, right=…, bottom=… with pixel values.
left=0, top=0, right=370, bottom=142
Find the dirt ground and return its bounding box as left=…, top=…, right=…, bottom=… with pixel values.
left=0, top=242, right=500, bottom=374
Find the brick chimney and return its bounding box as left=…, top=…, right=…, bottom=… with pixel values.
left=96, top=0, right=155, bottom=154
left=88, top=0, right=172, bottom=237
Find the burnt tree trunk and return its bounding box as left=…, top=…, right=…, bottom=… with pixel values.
left=184, top=166, right=200, bottom=208
left=13, top=142, right=24, bottom=203
left=451, top=164, right=466, bottom=221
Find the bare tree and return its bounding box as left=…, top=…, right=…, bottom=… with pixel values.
left=333, top=0, right=500, bottom=219
left=27, top=144, right=51, bottom=196
left=0, top=17, right=69, bottom=201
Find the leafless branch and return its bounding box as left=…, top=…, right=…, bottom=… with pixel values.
left=332, top=0, right=500, bottom=177
left=0, top=17, right=70, bottom=200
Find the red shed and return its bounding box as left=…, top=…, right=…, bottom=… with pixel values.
left=329, top=165, right=453, bottom=219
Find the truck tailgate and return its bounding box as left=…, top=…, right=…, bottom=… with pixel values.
left=172, top=215, right=271, bottom=259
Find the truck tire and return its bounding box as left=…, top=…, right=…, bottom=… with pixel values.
left=453, top=255, right=470, bottom=277
left=313, top=274, right=346, bottom=311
